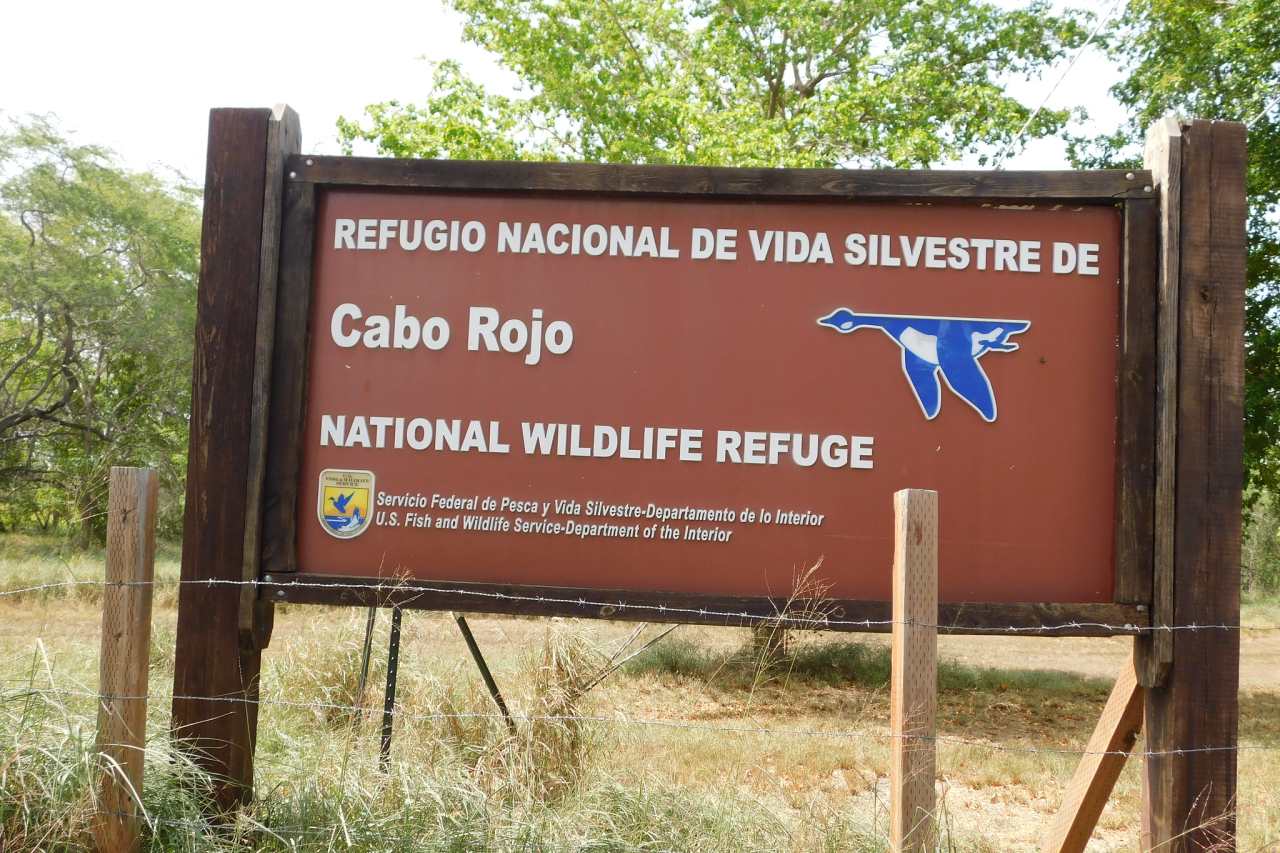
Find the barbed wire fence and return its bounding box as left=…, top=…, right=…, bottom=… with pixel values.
left=2, top=573, right=1277, bottom=850
left=2, top=577, right=1277, bottom=633
left=5, top=684, right=1277, bottom=760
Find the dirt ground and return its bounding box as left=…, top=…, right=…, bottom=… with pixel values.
left=395, top=611, right=1280, bottom=851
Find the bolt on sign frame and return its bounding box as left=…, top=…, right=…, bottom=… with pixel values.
left=171, top=105, right=1243, bottom=850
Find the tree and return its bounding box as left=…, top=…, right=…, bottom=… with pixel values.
left=339, top=0, right=1092, bottom=168
left=1070, top=0, right=1280, bottom=499
left=0, top=118, right=200, bottom=542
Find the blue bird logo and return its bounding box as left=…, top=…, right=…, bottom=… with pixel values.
left=817, top=307, right=1031, bottom=422
left=317, top=469, right=375, bottom=540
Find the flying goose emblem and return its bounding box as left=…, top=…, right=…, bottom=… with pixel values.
left=817, top=308, right=1031, bottom=422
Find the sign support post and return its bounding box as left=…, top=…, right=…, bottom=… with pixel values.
left=171, top=105, right=298, bottom=810
left=169, top=104, right=1248, bottom=838
left=1040, top=650, right=1144, bottom=852
left=379, top=607, right=403, bottom=771
left=1141, top=117, right=1245, bottom=849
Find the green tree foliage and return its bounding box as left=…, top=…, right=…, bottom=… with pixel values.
left=1071, top=0, right=1280, bottom=497
left=1243, top=489, right=1280, bottom=593
left=339, top=0, right=1091, bottom=167
left=0, top=118, right=200, bottom=542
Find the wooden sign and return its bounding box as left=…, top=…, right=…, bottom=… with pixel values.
left=239, top=154, right=1162, bottom=634
left=172, top=108, right=1245, bottom=851
left=293, top=189, right=1125, bottom=604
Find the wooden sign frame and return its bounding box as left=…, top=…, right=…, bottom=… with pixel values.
left=171, top=106, right=1243, bottom=851
left=265, top=146, right=1158, bottom=633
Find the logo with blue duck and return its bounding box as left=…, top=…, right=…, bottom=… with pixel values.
left=317, top=469, right=376, bottom=539
left=817, top=308, right=1031, bottom=422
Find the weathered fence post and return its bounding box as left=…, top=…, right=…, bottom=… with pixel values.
left=94, top=466, right=158, bottom=853
left=889, top=488, right=938, bottom=853
left=1141, top=116, right=1245, bottom=849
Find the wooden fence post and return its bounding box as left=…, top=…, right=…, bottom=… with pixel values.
left=94, top=466, right=158, bottom=853
left=171, top=104, right=298, bottom=811
left=890, top=488, right=938, bottom=853
left=1141, top=117, right=1245, bottom=849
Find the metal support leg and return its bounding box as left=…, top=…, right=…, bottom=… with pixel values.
left=379, top=607, right=402, bottom=771
left=356, top=606, right=376, bottom=720
left=452, top=612, right=517, bottom=734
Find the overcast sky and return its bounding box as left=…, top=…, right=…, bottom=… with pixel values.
left=1, top=0, right=1127, bottom=183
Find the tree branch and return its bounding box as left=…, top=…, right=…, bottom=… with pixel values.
left=0, top=306, right=47, bottom=392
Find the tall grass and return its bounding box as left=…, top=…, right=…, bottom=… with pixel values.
left=0, top=626, right=912, bottom=852
left=3, top=535, right=1276, bottom=850
left=0, top=533, right=182, bottom=607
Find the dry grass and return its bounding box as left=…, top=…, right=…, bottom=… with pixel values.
left=1, top=535, right=1278, bottom=851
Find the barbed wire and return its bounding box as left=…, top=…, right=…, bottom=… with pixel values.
left=1, top=576, right=1276, bottom=634
left=6, top=685, right=1276, bottom=760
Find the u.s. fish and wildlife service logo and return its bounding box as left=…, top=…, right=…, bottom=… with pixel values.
left=317, top=469, right=376, bottom=539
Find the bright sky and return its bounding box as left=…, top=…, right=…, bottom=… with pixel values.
left=1, top=0, right=1127, bottom=183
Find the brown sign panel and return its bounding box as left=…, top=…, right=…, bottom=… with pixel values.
left=295, top=188, right=1121, bottom=604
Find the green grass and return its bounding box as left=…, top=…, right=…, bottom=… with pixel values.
left=1243, top=592, right=1280, bottom=631
left=623, top=634, right=1110, bottom=697
left=0, top=532, right=182, bottom=605
left=620, top=637, right=717, bottom=679
left=0, top=532, right=183, bottom=568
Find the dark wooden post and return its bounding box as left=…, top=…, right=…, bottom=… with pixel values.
left=171, top=105, right=299, bottom=810
left=1141, top=117, right=1245, bottom=849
